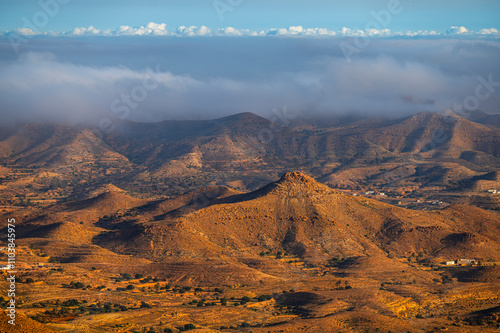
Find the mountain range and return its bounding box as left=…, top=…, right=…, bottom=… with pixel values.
left=2, top=109, right=500, bottom=331
left=1, top=111, right=499, bottom=210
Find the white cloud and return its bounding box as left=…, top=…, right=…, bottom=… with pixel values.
left=221, top=27, right=241, bottom=36
left=288, top=26, right=303, bottom=35
left=114, top=22, right=169, bottom=36
left=2, top=23, right=500, bottom=39
left=176, top=25, right=212, bottom=36
left=478, top=28, right=499, bottom=35
left=14, top=28, right=42, bottom=36
left=447, top=26, right=468, bottom=35
left=197, top=25, right=211, bottom=36
left=69, top=26, right=100, bottom=36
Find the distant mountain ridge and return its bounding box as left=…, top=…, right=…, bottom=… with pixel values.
left=2, top=112, right=499, bottom=170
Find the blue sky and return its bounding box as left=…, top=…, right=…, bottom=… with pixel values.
left=0, top=0, right=499, bottom=34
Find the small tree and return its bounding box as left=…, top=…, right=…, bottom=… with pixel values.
left=240, top=296, right=251, bottom=305
left=183, top=323, right=196, bottom=330
left=140, top=301, right=152, bottom=308
left=257, top=295, right=267, bottom=302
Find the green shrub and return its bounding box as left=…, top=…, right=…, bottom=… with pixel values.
left=140, top=301, right=152, bottom=308
left=183, top=323, right=196, bottom=330
left=69, top=281, right=85, bottom=289
left=63, top=299, right=80, bottom=306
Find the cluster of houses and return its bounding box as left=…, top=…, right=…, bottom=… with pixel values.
left=445, top=259, right=476, bottom=266
left=363, top=190, right=387, bottom=196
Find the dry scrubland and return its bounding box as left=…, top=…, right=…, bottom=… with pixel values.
left=1, top=172, right=500, bottom=332
left=0, top=111, right=499, bottom=332
left=0, top=112, right=499, bottom=212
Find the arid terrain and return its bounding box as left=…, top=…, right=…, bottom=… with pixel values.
left=1, top=111, right=500, bottom=332
left=1, top=111, right=499, bottom=211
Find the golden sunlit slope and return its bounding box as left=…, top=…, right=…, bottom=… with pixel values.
left=63, top=190, right=147, bottom=213
left=0, top=310, right=56, bottom=333
left=93, top=172, right=500, bottom=262
left=0, top=124, right=131, bottom=168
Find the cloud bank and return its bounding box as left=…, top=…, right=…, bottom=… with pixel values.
left=0, top=37, right=499, bottom=125
left=3, top=22, right=500, bottom=38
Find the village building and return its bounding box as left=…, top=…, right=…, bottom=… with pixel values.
left=457, top=259, right=476, bottom=266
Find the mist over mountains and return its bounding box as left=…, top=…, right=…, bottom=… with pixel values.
left=1, top=37, right=499, bottom=124
left=1, top=111, right=499, bottom=213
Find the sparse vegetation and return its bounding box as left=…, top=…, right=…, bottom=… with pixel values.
left=181, top=323, right=196, bottom=331
left=3, top=145, right=500, bottom=333
left=68, top=281, right=85, bottom=289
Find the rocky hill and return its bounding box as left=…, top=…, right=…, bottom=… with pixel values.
left=13, top=172, right=500, bottom=265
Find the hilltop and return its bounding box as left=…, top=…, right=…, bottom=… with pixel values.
left=12, top=172, right=500, bottom=265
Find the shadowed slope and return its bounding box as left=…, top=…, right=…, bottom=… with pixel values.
left=93, top=172, right=500, bottom=262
